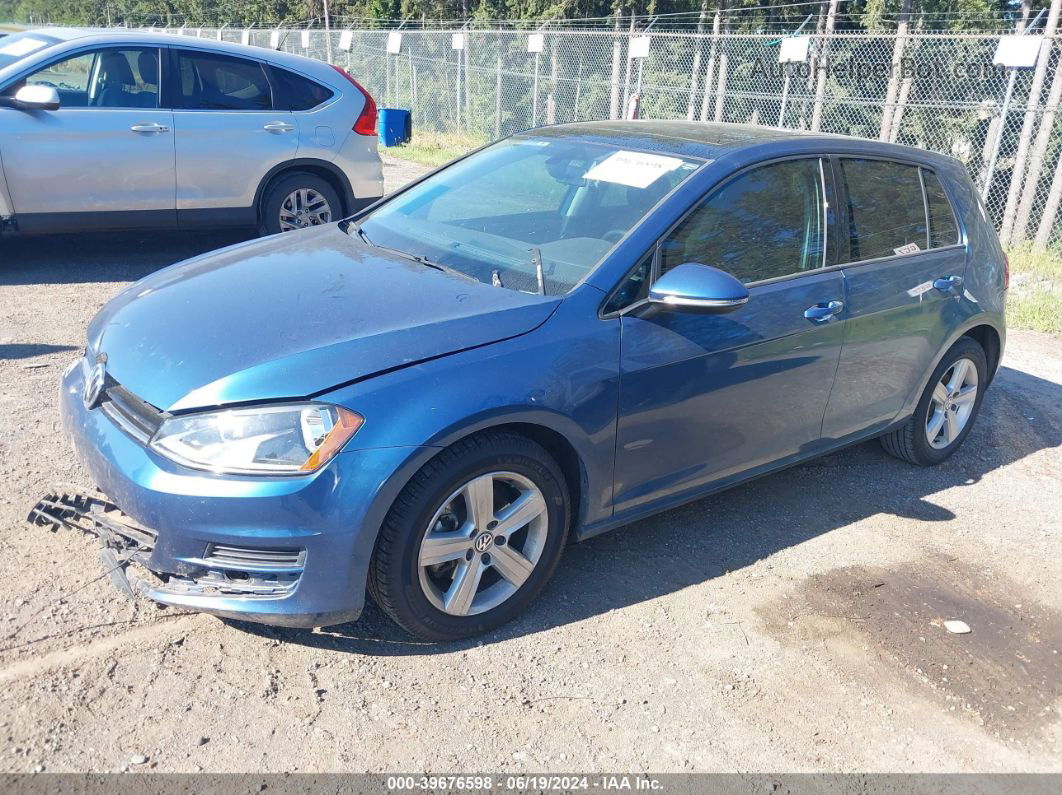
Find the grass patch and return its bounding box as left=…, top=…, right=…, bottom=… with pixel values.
left=385, top=131, right=485, bottom=168
left=1007, top=242, right=1062, bottom=335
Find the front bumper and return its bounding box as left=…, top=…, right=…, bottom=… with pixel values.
left=48, top=357, right=423, bottom=628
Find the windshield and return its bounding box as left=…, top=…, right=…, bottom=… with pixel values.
left=357, top=137, right=702, bottom=296
left=0, top=33, right=59, bottom=71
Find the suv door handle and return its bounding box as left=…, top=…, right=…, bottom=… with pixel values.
left=804, top=300, right=844, bottom=322
left=933, top=275, right=964, bottom=293
left=263, top=121, right=295, bottom=133
left=130, top=123, right=169, bottom=133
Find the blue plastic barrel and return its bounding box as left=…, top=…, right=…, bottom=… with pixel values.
left=378, top=108, right=412, bottom=147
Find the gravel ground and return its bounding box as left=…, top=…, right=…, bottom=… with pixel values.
left=0, top=154, right=1059, bottom=774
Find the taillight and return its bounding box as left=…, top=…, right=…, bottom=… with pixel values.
left=331, top=65, right=377, bottom=136
left=1002, top=252, right=1010, bottom=290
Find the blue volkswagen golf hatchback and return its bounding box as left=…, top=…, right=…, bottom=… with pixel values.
left=54, top=121, right=1006, bottom=640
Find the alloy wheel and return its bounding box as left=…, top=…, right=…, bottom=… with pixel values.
left=417, top=471, right=548, bottom=617
left=925, top=356, right=979, bottom=449
left=279, top=188, right=332, bottom=231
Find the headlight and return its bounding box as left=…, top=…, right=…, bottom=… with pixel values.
left=149, top=403, right=363, bottom=475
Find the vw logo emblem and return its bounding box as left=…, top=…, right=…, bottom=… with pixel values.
left=473, top=532, right=494, bottom=553
left=82, top=360, right=107, bottom=410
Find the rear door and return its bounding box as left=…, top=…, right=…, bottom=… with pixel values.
left=612, top=157, right=847, bottom=512
left=0, top=45, right=174, bottom=225
left=169, top=48, right=298, bottom=222
left=822, top=158, right=967, bottom=438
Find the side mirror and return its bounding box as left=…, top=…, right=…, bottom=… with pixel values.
left=649, top=262, right=749, bottom=312
left=13, top=84, right=60, bottom=111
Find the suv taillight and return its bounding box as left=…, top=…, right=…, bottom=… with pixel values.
left=1002, top=252, right=1010, bottom=290
left=330, top=65, right=377, bottom=136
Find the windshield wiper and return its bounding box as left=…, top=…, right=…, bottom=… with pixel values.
left=530, top=247, right=546, bottom=296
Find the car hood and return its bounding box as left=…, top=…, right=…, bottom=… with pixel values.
left=89, top=225, right=560, bottom=412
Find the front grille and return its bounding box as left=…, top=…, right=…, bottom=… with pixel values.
left=204, top=544, right=306, bottom=571
left=99, top=382, right=164, bottom=444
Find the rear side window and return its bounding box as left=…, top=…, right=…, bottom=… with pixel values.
left=840, top=159, right=927, bottom=261
left=923, top=169, right=960, bottom=247
left=175, top=51, right=272, bottom=110
left=271, top=67, right=333, bottom=110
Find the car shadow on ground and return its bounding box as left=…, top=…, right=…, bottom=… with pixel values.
left=230, top=363, right=1061, bottom=656
left=1, top=229, right=255, bottom=285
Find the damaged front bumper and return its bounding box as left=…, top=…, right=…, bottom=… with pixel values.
left=43, top=355, right=426, bottom=629
left=29, top=490, right=303, bottom=608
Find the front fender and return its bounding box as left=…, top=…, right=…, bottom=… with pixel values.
left=321, top=285, right=621, bottom=530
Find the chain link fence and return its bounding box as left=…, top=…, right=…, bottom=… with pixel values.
left=161, top=23, right=1062, bottom=246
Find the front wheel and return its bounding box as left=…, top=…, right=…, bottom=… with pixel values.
left=880, top=336, right=988, bottom=466
left=369, top=432, right=570, bottom=641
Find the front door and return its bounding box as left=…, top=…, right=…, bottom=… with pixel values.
left=822, top=158, right=969, bottom=439
left=0, top=46, right=174, bottom=226
left=170, top=49, right=299, bottom=220
left=613, top=157, right=847, bottom=513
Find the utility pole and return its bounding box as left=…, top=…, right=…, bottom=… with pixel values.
left=879, top=0, right=912, bottom=141
left=322, top=0, right=332, bottom=63
left=810, top=0, right=839, bottom=132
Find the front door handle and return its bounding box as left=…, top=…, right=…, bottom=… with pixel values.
left=804, top=300, right=844, bottom=323
left=933, top=275, right=964, bottom=293
left=263, top=121, right=295, bottom=133
left=130, top=122, right=169, bottom=133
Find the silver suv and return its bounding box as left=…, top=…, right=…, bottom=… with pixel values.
left=0, top=29, right=384, bottom=236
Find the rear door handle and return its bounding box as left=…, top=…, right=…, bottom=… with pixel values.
left=804, top=300, right=844, bottom=322
left=933, top=275, right=964, bottom=293
left=263, top=121, right=295, bottom=133
left=130, top=123, right=169, bottom=133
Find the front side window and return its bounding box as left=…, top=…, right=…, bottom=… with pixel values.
left=840, top=158, right=927, bottom=261
left=176, top=51, right=271, bottom=110
left=659, top=158, right=827, bottom=284
left=4, top=47, right=158, bottom=108
left=357, top=138, right=701, bottom=296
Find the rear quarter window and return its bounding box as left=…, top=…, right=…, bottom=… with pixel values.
left=922, top=169, right=960, bottom=247
left=270, top=67, right=334, bottom=111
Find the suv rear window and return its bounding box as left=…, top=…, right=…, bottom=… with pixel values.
left=175, top=51, right=272, bottom=111
left=840, top=158, right=928, bottom=262
left=270, top=67, right=333, bottom=110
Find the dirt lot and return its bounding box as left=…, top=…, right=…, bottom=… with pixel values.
left=0, top=155, right=1059, bottom=774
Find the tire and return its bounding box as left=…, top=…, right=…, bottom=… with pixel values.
left=369, top=431, right=570, bottom=642
left=258, top=172, right=341, bottom=236
left=880, top=336, right=988, bottom=466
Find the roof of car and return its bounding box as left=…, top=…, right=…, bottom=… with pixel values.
left=18, top=27, right=334, bottom=76
left=526, top=120, right=954, bottom=167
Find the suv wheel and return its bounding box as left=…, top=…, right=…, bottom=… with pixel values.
left=369, top=432, right=570, bottom=641
left=880, top=336, right=988, bottom=466
left=259, top=172, right=341, bottom=235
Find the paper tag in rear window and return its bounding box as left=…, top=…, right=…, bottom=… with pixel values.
left=0, top=37, right=48, bottom=56
left=893, top=242, right=921, bottom=256
left=583, top=150, right=685, bottom=189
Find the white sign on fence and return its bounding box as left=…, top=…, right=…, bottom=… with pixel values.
left=778, top=36, right=811, bottom=63
left=387, top=32, right=403, bottom=54
left=451, top=33, right=465, bottom=50
left=339, top=30, right=353, bottom=51
left=269, top=30, right=281, bottom=49
left=300, top=30, right=311, bottom=49
left=629, top=35, right=651, bottom=59
left=527, top=33, right=544, bottom=53
left=993, top=35, right=1043, bottom=68
left=240, top=29, right=251, bottom=46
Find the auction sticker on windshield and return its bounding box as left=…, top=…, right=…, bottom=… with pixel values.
left=0, top=37, right=48, bottom=56
left=583, top=150, right=687, bottom=188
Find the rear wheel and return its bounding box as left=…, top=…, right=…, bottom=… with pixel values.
left=369, top=432, right=570, bottom=641
left=258, top=172, right=340, bottom=236
left=880, top=337, right=988, bottom=466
